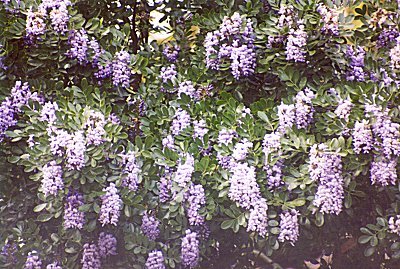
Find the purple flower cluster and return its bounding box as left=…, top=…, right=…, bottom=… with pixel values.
left=266, top=160, right=284, bottom=189
left=334, top=99, right=353, bottom=122
left=217, top=152, right=234, bottom=170
left=217, top=128, right=236, bottom=145
left=286, top=20, right=308, bottom=62
left=232, top=138, right=253, bottom=161
left=159, top=173, right=172, bottom=203
left=171, top=108, right=191, bottom=136
left=66, top=29, right=89, bottom=64
left=278, top=5, right=295, bottom=28
left=120, top=151, right=141, bottom=191
left=193, top=119, right=208, bottom=140
left=262, top=132, right=281, bottom=162
left=112, top=51, right=131, bottom=88
left=391, top=37, right=400, bottom=70
left=228, top=162, right=260, bottom=210
left=83, top=109, right=106, bottom=146
left=48, top=2, right=70, bottom=33
left=352, top=120, right=373, bottom=154
left=370, top=156, right=397, bottom=186
left=174, top=154, right=194, bottom=188
left=177, top=81, right=197, bottom=99
left=247, top=198, right=268, bottom=237
left=99, top=183, right=122, bottom=226
left=295, top=88, right=315, bottom=129
left=389, top=215, right=400, bottom=236
left=316, top=4, right=339, bottom=35
left=44, top=258, right=60, bottom=268
left=160, top=64, right=177, bottom=83
left=204, top=12, right=256, bottom=79
left=81, top=243, right=101, bottom=269
left=145, top=250, right=165, bottom=269
left=186, top=184, right=206, bottom=226
left=48, top=128, right=70, bottom=155
left=41, top=161, right=63, bottom=196
left=98, top=232, right=117, bottom=258
left=65, top=131, right=86, bottom=170
left=162, top=134, right=175, bottom=149
left=163, top=44, right=180, bottom=62
left=63, top=191, right=85, bottom=229
left=181, top=230, right=199, bottom=268
left=1, top=242, right=17, bottom=264
left=309, top=144, right=344, bottom=215
left=278, top=209, right=300, bottom=245
left=377, top=28, right=399, bottom=48
left=277, top=103, right=296, bottom=133
left=0, top=81, right=37, bottom=142
left=346, top=46, right=366, bottom=81
left=40, top=102, right=58, bottom=124
left=24, top=252, right=42, bottom=269
left=141, top=213, right=160, bottom=241
left=26, top=8, right=46, bottom=37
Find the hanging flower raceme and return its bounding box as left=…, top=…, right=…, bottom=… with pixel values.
left=181, top=229, right=199, bottom=268
left=163, top=44, right=180, bottom=62
left=66, top=29, right=89, bottom=64
left=173, top=154, right=195, bottom=188
left=204, top=12, right=256, bottom=79
left=41, top=161, right=63, bottom=197
left=145, top=250, right=166, bottom=269
left=352, top=120, right=373, bottom=154
left=294, top=87, right=315, bottom=129
left=316, top=3, right=340, bottom=35
left=98, top=183, right=122, bottom=226
left=65, top=130, right=86, bottom=170
left=40, top=102, right=59, bottom=124
left=232, top=138, right=253, bottom=161
left=309, top=144, right=344, bottom=215
left=177, top=80, right=197, bottom=99
left=160, top=64, right=177, bottom=83
left=186, top=184, right=206, bottom=226
left=346, top=45, right=366, bottom=82
left=81, top=243, right=101, bottom=269
left=63, top=191, right=85, bottom=229
left=112, top=50, right=131, bottom=88
left=26, top=7, right=47, bottom=38
left=334, top=98, right=353, bottom=122
left=388, top=215, right=400, bottom=236
left=277, top=103, right=296, bottom=134
left=286, top=20, right=308, bottom=62
left=120, top=151, right=141, bottom=191
left=247, top=198, right=269, bottom=237
left=24, top=252, right=42, bottom=269
left=141, top=213, right=160, bottom=241
left=193, top=119, right=208, bottom=140
left=98, top=232, right=117, bottom=258
left=171, top=108, right=191, bottom=136
left=370, top=155, right=397, bottom=186
left=46, top=262, right=62, bottom=269
left=83, top=109, right=107, bottom=146
left=278, top=209, right=300, bottom=245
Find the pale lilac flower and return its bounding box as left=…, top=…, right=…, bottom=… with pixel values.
left=63, top=192, right=85, bottom=229
left=48, top=128, right=70, bottom=156
left=65, top=131, right=86, bottom=170
left=370, top=156, right=397, bottom=186
left=141, top=213, right=160, bottom=241
left=247, top=198, right=268, bottom=237
left=278, top=5, right=295, bottom=28
left=145, top=250, right=165, bottom=269
left=295, top=88, right=315, bottom=129
left=278, top=209, right=300, bottom=245
left=40, top=102, right=58, bottom=124
left=346, top=46, right=365, bottom=81
left=99, top=183, right=122, bottom=226
left=112, top=51, right=131, bottom=88
left=389, top=215, right=400, bottom=236
left=83, top=109, right=106, bottom=146
left=46, top=262, right=62, bottom=269
left=266, top=160, right=284, bottom=188
left=98, top=232, right=117, bottom=258
left=177, top=81, right=197, bottom=99
left=193, top=120, right=208, bottom=140
left=66, top=29, right=89, bottom=64
left=335, top=99, right=353, bottom=121
left=120, top=151, right=141, bottom=191
left=173, top=154, right=194, bottom=188
left=81, top=243, right=101, bottom=269
left=181, top=230, right=199, bottom=268
left=160, top=65, right=177, bottom=83
left=186, top=184, right=206, bottom=226
left=262, top=132, right=281, bottom=164
left=49, top=3, right=69, bottom=33
left=277, top=103, right=295, bottom=133
left=26, top=8, right=46, bottom=37
left=41, top=161, right=63, bottom=196
left=317, top=4, right=339, bottom=35
left=352, top=120, right=373, bottom=154
left=232, top=138, right=253, bottom=161
left=163, top=44, right=180, bottom=62
left=286, top=21, right=307, bottom=62
left=24, top=252, right=42, bottom=269
left=217, top=128, right=236, bottom=145
left=171, top=108, right=191, bottom=136
left=162, top=134, right=175, bottom=149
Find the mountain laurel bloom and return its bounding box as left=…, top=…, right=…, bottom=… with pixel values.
left=247, top=198, right=268, bottom=237
left=286, top=20, right=307, bottom=62
left=112, top=50, right=131, bottom=88
left=309, top=144, right=344, bottom=215
left=160, top=64, right=177, bottom=83
left=295, top=88, right=315, bottom=129
left=24, top=252, right=42, bottom=269
left=63, top=192, right=85, bottom=229
left=145, top=250, right=165, bottom=269
left=217, top=128, right=236, bottom=145
left=65, top=130, right=86, bottom=170
left=26, top=8, right=46, bottom=37
left=40, top=102, right=59, bottom=124
left=389, top=215, right=400, bottom=236
left=46, top=262, right=62, bottom=269
left=316, top=3, right=339, bottom=35
left=66, top=29, right=89, bottom=64
left=83, top=109, right=106, bottom=146
left=98, top=232, right=117, bottom=258
left=163, top=44, right=180, bottom=62
left=173, top=154, right=195, bottom=188
left=370, top=155, right=397, bottom=186
left=181, top=230, right=199, bottom=268
left=120, top=151, right=141, bottom=191
left=171, top=108, right=191, bottom=136
left=352, top=120, right=373, bottom=154
left=277, top=103, right=296, bottom=133
left=141, top=213, right=160, bottom=241
left=186, top=184, right=206, bottom=226
left=41, top=161, right=63, bottom=196
left=81, top=243, right=101, bottom=269
left=278, top=209, right=300, bottom=245
left=346, top=45, right=366, bottom=81
left=99, top=183, right=122, bottom=226
left=334, top=98, right=353, bottom=122
left=49, top=3, right=69, bottom=33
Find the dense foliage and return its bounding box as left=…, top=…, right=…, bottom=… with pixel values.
left=2, top=0, right=400, bottom=268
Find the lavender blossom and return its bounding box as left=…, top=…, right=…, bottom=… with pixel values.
left=370, top=156, right=397, bottom=186
left=278, top=5, right=295, bottom=28
left=229, top=162, right=261, bottom=209
left=83, top=109, right=106, bottom=146
left=65, top=130, right=86, bottom=170
left=277, top=103, right=296, bottom=133
left=81, top=243, right=101, bottom=269
left=160, top=65, right=177, bottom=83
left=295, top=88, right=315, bottom=129
left=377, top=28, right=399, bottom=48
left=173, top=154, right=194, bottom=188
left=309, top=144, right=344, bottom=215
left=46, top=262, right=62, bottom=269
left=159, top=174, right=172, bottom=203
left=171, top=108, right=191, bottom=136
left=352, top=120, right=373, bottom=154
left=346, top=46, right=365, bottom=81
left=40, top=102, right=58, bottom=124
left=163, top=44, right=180, bottom=62
left=266, top=160, right=284, bottom=188
left=193, top=120, right=208, bottom=140
left=63, top=192, right=85, bottom=229
left=232, top=138, right=253, bottom=161
left=391, top=37, right=400, bottom=70
left=262, top=132, right=281, bottom=164
left=66, top=29, right=89, bottom=64
left=186, top=184, right=206, bottom=226
left=317, top=4, right=339, bottom=35
left=181, top=230, right=199, bottom=268
left=120, top=151, right=141, bottom=191
left=334, top=99, right=353, bottom=121
left=229, top=41, right=256, bottom=79
left=247, top=198, right=268, bottom=237
left=278, top=209, right=300, bottom=245
left=145, top=250, right=165, bottom=269
left=112, top=51, right=131, bottom=88
left=141, top=213, right=160, bottom=241
left=389, top=215, right=400, bottom=236
left=49, top=3, right=69, bottom=33
left=48, top=128, right=70, bottom=156
left=24, top=252, right=42, bottom=269
left=41, top=161, right=63, bottom=196
left=99, top=183, right=122, bottom=226
left=98, top=232, right=117, bottom=258
left=217, top=128, right=236, bottom=145
left=26, top=8, right=46, bottom=37
left=177, top=81, right=197, bottom=99
left=286, top=21, right=307, bottom=62
left=162, top=134, right=175, bottom=149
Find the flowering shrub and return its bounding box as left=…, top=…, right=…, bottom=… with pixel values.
left=2, top=0, right=400, bottom=268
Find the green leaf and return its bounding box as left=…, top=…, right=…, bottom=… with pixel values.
left=33, top=203, right=47, bottom=212
left=37, top=213, right=53, bottom=222
left=358, top=235, right=372, bottom=244
left=364, top=247, right=375, bottom=257
left=221, top=219, right=234, bottom=230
